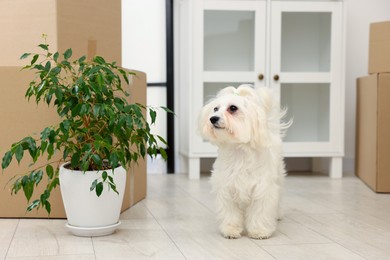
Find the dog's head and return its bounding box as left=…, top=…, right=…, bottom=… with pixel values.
left=198, top=85, right=284, bottom=148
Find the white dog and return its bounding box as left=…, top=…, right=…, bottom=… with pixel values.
left=199, top=85, right=290, bottom=239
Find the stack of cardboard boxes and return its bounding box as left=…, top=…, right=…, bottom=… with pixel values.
left=356, top=21, right=390, bottom=192
left=0, top=0, right=147, bottom=217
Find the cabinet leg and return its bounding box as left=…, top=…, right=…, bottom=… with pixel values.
left=189, top=158, right=200, bottom=180
left=329, top=157, right=343, bottom=178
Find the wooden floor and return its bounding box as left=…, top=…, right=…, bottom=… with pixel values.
left=1, top=172, right=390, bottom=259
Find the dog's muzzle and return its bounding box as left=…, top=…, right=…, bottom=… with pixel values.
left=210, top=116, right=223, bottom=129
left=210, top=116, right=219, bottom=124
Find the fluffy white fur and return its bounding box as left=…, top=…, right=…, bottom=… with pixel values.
left=199, top=85, right=290, bottom=239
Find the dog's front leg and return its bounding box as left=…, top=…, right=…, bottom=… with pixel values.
left=216, top=191, right=244, bottom=239
left=245, top=186, right=279, bottom=239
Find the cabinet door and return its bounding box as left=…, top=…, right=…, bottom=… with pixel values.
left=193, top=0, right=267, bottom=153
left=270, top=1, right=344, bottom=156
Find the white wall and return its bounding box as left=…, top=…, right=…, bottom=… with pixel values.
left=122, top=0, right=167, bottom=147
left=122, top=0, right=166, bottom=83
left=344, top=0, right=390, bottom=173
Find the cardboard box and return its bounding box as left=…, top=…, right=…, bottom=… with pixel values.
left=0, top=67, right=147, bottom=217
left=0, top=0, right=121, bottom=67
left=368, top=21, right=390, bottom=74
left=356, top=73, right=390, bottom=192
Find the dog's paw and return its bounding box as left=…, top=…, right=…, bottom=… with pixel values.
left=220, top=225, right=242, bottom=239
left=247, top=229, right=273, bottom=240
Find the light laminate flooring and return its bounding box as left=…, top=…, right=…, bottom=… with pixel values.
left=1, top=172, right=390, bottom=259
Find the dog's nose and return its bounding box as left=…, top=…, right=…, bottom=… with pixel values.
left=210, top=116, right=219, bottom=125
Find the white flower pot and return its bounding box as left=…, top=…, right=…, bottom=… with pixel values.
left=59, top=163, right=126, bottom=237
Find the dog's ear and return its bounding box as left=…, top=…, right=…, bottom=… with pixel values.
left=216, top=86, right=236, bottom=97
left=236, top=85, right=257, bottom=98
left=250, top=103, right=272, bottom=149
left=249, top=87, right=281, bottom=149
left=198, top=100, right=215, bottom=142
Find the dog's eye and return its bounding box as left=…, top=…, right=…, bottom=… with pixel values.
left=229, top=105, right=238, bottom=113
left=214, top=107, right=219, bottom=112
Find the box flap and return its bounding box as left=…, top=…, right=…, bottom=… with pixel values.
left=369, top=21, right=390, bottom=74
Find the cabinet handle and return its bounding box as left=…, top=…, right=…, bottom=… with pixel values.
left=258, top=74, right=264, bottom=81
left=273, top=74, right=280, bottom=81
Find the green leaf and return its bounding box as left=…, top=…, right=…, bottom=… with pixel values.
left=64, top=48, right=72, bottom=60
left=37, top=80, right=47, bottom=94
left=15, top=145, right=24, bottom=164
left=51, top=66, right=61, bottom=75
left=96, top=182, right=103, bottom=197
left=102, top=171, right=108, bottom=181
left=71, top=103, right=82, bottom=117
left=160, top=148, right=168, bottom=160
left=34, top=170, right=43, bottom=186
left=160, top=106, right=174, bottom=114
left=27, top=200, right=40, bottom=212
left=80, top=104, right=88, bottom=116
left=71, top=153, right=80, bottom=169
left=2, top=151, right=13, bottom=169
left=94, top=56, right=106, bottom=64
left=22, top=137, right=37, bottom=159
left=110, top=152, right=119, bottom=168
left=78, top=56, right=86, bottom=64
left=40, top=141, right=48, bottom=153
left=44, top=201, right=51, bottom=215
left=97, top=73, right=104, bottom=87
left=91, top=154, right=102, bottom=168
left=31, top=54, right=39, bottom=65
left=109, top=182, right=119, bottom=195
left=49, top=177, right=60, bottom=191
left=55, top=88, right=63, bottom=101
left=149, top=109, right=157, bottom=124
left=157, top=135, right=168, bottom=146
left=118, top=69, right=129, bottom=85
left=140, top=144, right=146, bottom=158
left=45, top=61, right=51, bottom=72
left=93, top=104, right=101, bottom=116
left=82, top=161, right=90, bottom=171
left=72, top=85, right=79, bottom=95
left=47, top=143, right=54, bottom=159
left=46, top=165, right=54, bottom=179
left=90, top=179, right=98, bottom=192
left=53, top=52, right=59, bottom=62
left=11, top=179, right=22, bottom=195
left=38, top=44, right=49, bottom=51
left=40, top=127, right=51, bottom=140
left=20, top=53, right=31, bottom=60
left=22, top=176, right=34, bottom=202
left=46, top=93, right=53, bottom=105
left=61, top=60, right=71, bottom=69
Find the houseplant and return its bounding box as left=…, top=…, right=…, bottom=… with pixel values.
left=1, top=36, right=169, bottom=235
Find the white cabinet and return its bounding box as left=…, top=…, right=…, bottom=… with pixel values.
left=175, top=0, right=346, bottom=179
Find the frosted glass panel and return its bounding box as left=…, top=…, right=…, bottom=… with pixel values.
left=281, top=83, right=330, bottom=142
left=204, top=10, right=255, bottom=71
left=281, top=12, right=331, bottom=72
left=204, top=82, right=253, bottom=104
